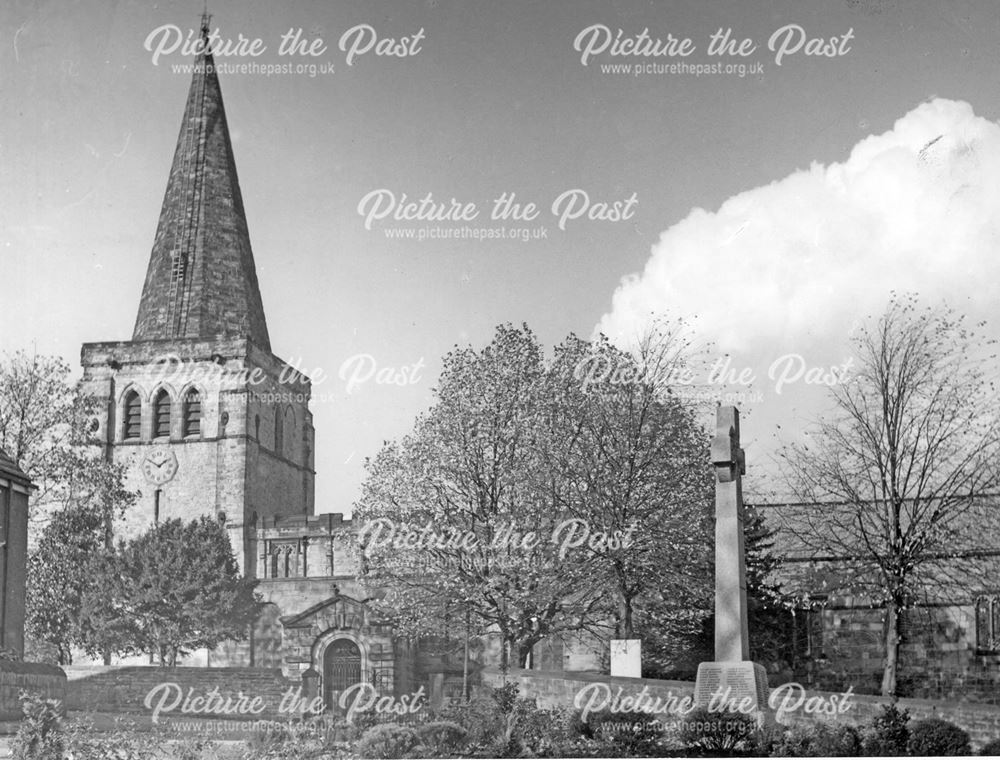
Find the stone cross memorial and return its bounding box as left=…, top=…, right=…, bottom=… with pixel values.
left=694, top=406, right=769, bottom=714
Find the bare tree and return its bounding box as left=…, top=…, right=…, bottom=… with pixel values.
left=779, top=295, right=1000, bottom=696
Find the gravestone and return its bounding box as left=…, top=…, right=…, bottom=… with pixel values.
left=693, top=407, right=769, bottom=714
left=609, top=639, right=641, bottom=678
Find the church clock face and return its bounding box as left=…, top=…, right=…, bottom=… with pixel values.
left=142, top=448, right=178, bottom=486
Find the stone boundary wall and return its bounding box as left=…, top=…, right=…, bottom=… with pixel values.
left=482, top=668, right=1000, bottom=750
left=0, top=661, right=67, bottom=721
left=64, top=666, right=300, bottom=721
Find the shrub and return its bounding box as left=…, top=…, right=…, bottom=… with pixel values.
left=416, top=721, right=468, bottom=756
left=679, top=707, right=758, bottom=754
left=323, top=716, right=365, bottom=744
left=508, top=702, right=590, bottom=757
left=980, top=738, right=1000, bottom=756
left=772, top=722, right=862, bottom=757
left=433, top=694, right=506, bottom=747
left=172, top=739, right=219, bottom=760
left=862, top=703, right=910, bottom=756
left=12, top=692, right=63, bottom=760
left=588, top=711, right=667, bottom=756
left=242, top=721, right=325, bottom=760
left=491, top=682, right=519, bottom=715
left=355, top=723, right=423, bottom=759
left=907, top=717, right=971, bottom=756
left=747, top=722, right=787, bottom=757
left=65, top=719, right=164, bottom=760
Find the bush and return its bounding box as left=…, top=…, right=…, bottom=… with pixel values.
left=679, top=707, right=758, bottom=754
left=862, top=703, right=910, bottom=756
left=509, top=702, right=593, bottom=757
left=980, top=738, right=1000, bottom=756
left=772, top=722, right=861, bottom=757
left=433, top=694, right=506, bottom=748
left=12, top=692, right=63, bottom=760
left=907, top=717, right=971, bottom=756
left=416, top=721, right=468, bottom=756
left=242, top=721, right=326, bottom=760
left=355, top=723, right=423, bottom=759
left=172, top=738, right=220, bottom=760
left=585, top=710, right=667, bottom=757
left=491, top=682, right=519, bottom=716
left=322, top=716, right=366, bottom=744
left=747, top=722, right=787, bottom=757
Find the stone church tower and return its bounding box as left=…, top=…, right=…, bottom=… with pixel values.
left=80, top=19, right=315, bottom=575
left=77, top=19, right=417, bottom=688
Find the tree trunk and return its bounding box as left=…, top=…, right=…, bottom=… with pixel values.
left=620, top=595, right=635, bottom=640
left=517, top=640, right=534, bottom=669
left=499, top=635, right=511, bottom=673
left=881, top=603, right=899, bottom=697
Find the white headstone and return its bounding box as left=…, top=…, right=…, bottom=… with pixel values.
left=610, top=639, right=642, bottom=678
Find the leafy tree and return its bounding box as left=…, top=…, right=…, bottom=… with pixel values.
left=27, top=507, right=102, bottom=665
left=548, top=331, right=713, bottom=663
left=356, top=325, right=601, bottom=669
left=87, top=516, right=263, bottom=665
left=26, top=450, right=137, bottom=665
left=779, top=295, right=1000, bottom=696
left=0, top=351, right=76, bottom=483
left=743, top=506, right=796, bottom=665
left=355, top=323, right=713, bottom=671
left=1, top=348, right=140, bottom=663
left=0, top=351, right=106, bottom=527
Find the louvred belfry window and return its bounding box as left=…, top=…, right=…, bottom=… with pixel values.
left=154, top=390, right=171, bottom=439
left=183, top=391, right=201, bottom=437
left=124, top=391, right=142, bottom=440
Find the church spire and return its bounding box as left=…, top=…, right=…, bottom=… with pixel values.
left=133, top=15, right=271, bottom=351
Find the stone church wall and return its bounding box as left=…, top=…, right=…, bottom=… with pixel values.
left=795, top=602, right=1000, bottom=704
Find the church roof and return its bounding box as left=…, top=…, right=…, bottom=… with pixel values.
left=132, top=17, right=271, bottom=351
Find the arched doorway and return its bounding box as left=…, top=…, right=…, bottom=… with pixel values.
left=323, top=638, right=362, bottom=710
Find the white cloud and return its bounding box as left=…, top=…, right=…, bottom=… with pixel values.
left=597, top=99, right=1000, bottom=354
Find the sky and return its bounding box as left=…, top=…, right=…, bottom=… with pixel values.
left=3, top=0, right=1000, bottom=514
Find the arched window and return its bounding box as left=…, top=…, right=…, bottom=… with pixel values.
left=975, top=595, right=1000, bottom=653
left=153, top=390, right=171, bottom=439
left=283, top=546, right=292, bottom=578
left=182, top=390, right=201, bottom=437
left=154, top=490, right=161, bottom=523
left=123, top=390, right=142, bottom=440
left=283, top=407, right=295, bottom=460
left=270, top=548, right=279, bottom=579
left=274, top=406, right=284, bottom=453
